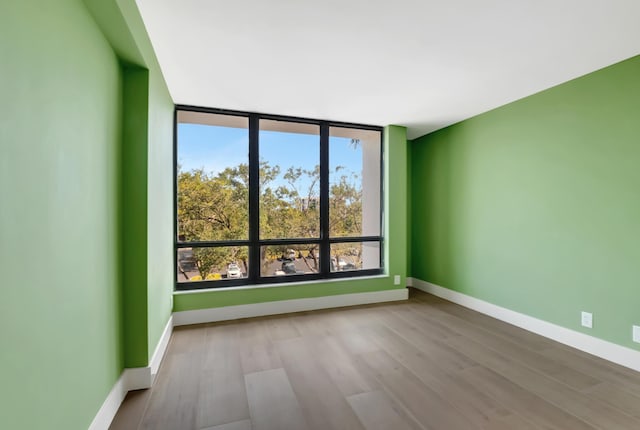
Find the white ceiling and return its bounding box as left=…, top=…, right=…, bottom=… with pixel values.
left=136, top=0, right=640, bottom=139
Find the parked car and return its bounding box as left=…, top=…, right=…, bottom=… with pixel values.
left=281, top=260, right=297, bottom=274
left=342, top=262, right=356, bottom=270
left=331, top=257, right=357, bottom=271
left=227, top=263, right=242, bottom=278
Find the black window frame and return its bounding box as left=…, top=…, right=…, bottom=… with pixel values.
left=174, top=105, right=384, bottom=290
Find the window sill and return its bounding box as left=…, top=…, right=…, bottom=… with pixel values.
left=173, top=274, right=390, bottom=295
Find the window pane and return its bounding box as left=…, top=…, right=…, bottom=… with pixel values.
left=260, top=244, right=321, bottom=277
left=330, top=242, right=381, bottom=272
left=177, top=246, right=249, bottom=282
left=177, top=112, right=249, bottom=242
left=329, top=127, right=381, bottom=238
left=259, top=120, right=320, bottom=239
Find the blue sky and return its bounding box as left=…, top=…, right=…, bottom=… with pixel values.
left=177, top=123, right=363, bottom=192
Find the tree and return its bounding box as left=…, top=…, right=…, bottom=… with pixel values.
left=329, top=166, right=362, bottom=237
left=178, top=166, right=249, bottom=278
left=177, top=155, right=363, bottom=279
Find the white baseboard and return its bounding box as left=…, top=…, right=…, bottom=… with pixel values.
left=123, top=367, right=151, bottom=391
left=88, top=371, right=129, bottom=430
left=150, top=315, right=173, bottom=382
left=410, top=278, right=640, bottom=373
left=173, top=288, right=409, bottom=326
left=89, top=316, right=173, bottom=430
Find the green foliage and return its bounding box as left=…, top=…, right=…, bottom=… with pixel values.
left=330, top=166, right=362, bottom=237
left=177, top=165, right=249, bottom=242
left=178, top=159, right=362, bottom=279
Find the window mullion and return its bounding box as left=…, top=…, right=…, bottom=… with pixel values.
left=319, top=122, right=330, bottom=275
left=248, top=114, right=260, bottom=281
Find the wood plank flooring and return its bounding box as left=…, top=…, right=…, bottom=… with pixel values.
left=110, top=290, right=640, bottom=430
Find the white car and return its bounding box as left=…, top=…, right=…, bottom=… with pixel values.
left=227, top=263, right=242, bottom=278
left=331, top=257, right=357, bottom=271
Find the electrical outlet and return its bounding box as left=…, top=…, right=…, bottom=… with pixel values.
left=633, top=326, right=640, bottom=344
left=581, top=312, right=593, bottom=329
left=394, top=275, right=401, bottom=285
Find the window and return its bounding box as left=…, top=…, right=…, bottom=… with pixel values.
left=175, top=106, right=383, bottom=289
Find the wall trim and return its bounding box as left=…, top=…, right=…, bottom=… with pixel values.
left=88, top=371, right=129, bottom=430
left=173, top=288, right=409, bottom=326
left=87, top=369, right=147, bottom=430
left=124, top=367, right=152, bottom=391
left=150, top=315, right=173, bottom=382
left=410, top=278, right=640, bottom=373
left=89, top=316, right=173, bottom=430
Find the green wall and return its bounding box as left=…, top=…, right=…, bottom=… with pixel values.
left=145, top=62, right=175, bottom=360
left=117, top=0, right=175, bottom=361
left=174, top=125, right=409, bottom=311
left=121, top=66, right=150, bottom=367
left=0, top=1, right=174, bottom=428
left=411, top=55, right=640, bottom=350
left=89, top=0, right=175, bottom=366
left=104, top=0, right=175, bottom=359
left=0, top=1, right=123, bottom=428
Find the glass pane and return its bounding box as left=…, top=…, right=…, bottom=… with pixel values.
left=329, top=127, right=381, bottom=237
left=259, top=120, right=320, bottom=239
left=260, top=244, right=321, bottom=277
left=177, top=246, right=249, bottom=282
left=177, top=112, right=249, bottom=242
left=330, top=242, right=381, bottom=272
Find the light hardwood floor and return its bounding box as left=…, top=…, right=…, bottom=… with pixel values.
left=110, top=289, right=640, bottom=430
